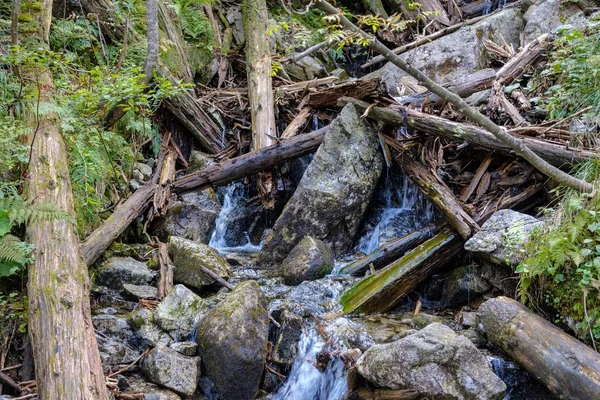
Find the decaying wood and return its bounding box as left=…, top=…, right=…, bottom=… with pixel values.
left=157, top=243, right=174, bottom=299
left=478, top=297, right=600, bottom=400
left=148, top=133, right=177, bottom=222
left=342, top=98, right=597, bottom=167
left=461, top=155, right=493, bottom=202
left=281, top=107, right=312, bottom=140
left=339, top=222, right=443, bottom=276
left=317, top=0, right=592, bottom=192
left=307, top=79, right=380, bottom=108
left=243, top=0, right=277, bottom=208
left=396, top=153, right=479, bottom=239
left=82, top=127, right=330, bottom=266
left=0, top=371, right=21, bottom=395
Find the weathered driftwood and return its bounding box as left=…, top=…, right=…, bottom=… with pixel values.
left=397, top=153, right=479, bottom=239
left=307, top=79, right=380, bottom=108
left=339, top=183, right=542, bottom=314
left=157, top=243, right=174, bottom=299
left=281, top=107, right=312, bottom=140
left=399, top=68, right=496, bottom=106
left=341, top=98, right=597, bottom=167
left=478, top=297, right=600, bottom=399
left=340, top=222, right=443, bottom=276
left=82, top=127, right=330, bottom=266
left=461, top=155, right=493, bottom=202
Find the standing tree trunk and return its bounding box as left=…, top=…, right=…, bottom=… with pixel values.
left=242, top=0, right=277, bottom=208
left=24, top=1, right=109, bottom=399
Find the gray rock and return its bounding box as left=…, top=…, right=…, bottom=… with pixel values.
left=368, top=8, right=523, bottom=96
left=154, top=284, right=210, bottom=341
left=284, top=56, right=327, bottom=81
left=523, top=0, right=588, bottom=44
left=96, top=257, right=154, bottom=290
left=128, top=307, right=173, bottom=347
left=97, top=336, right=140, bottom=372
left=333, top=319, right=376, bottom=352
left=93, top=314, right=135, bottom=342
left=188, top=150, right=216, bottom=172
left=152, top=189, right=220, bottom=244
left=196, top=281, right=269, bottom=400
left=272, top=310, right=303, bottom=367
left=283, top=236, right=334, bottom=285
left=441, top=265, right=492, bottom=307
left=171, top=341, right=198, bottom=356
left=123, top=284, right=158, bottom=300
left=226, top=5, right=244, bottom=44
left=464, top=209, right=542, bottom=267
left=357, top=323, right=506, bottom=399
left=168, top=236, right=230, bottom=290
left=135, top=162, right=153, bottom=181
left=142, top=345, right=201, bottom=396
left=258, top=104, right=383, bottom=268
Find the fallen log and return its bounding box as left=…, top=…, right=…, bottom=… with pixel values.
left=306, top=79, right=380, bottom=108
left=339, top=183, right=542, bottom=314
left=340, top=222, right=443, bottom=276
left=341, top=98, right=597, bottom=167
left=478, top=296, right=600, bottom=399
left=82, top=127, right=329, bottom=266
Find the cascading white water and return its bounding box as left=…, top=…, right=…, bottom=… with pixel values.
left=209, top=182, right=263, bottom=254
left=270, top=327, right=348, bottom=400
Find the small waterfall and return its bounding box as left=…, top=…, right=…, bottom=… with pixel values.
left=270, top=327, right=348, bottom=400
left=209, top=182, right=263, bottom=254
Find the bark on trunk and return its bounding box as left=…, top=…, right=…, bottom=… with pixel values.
left=82, top=127, right=330, bottom=265
left=243, top=0, right=276, bottom=208
left=478, top=297, right=600, bottom=400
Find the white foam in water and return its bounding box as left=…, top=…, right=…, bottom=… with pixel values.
left=270, top=327, right=348, bottom=400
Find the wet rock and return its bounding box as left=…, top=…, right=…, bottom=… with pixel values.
left=523, top=0, right=588, bottom=44
left=258, top=104, right=384, bottom=268
left=411, top=312, right=444, bottom=330
left=141, top=345, right=201, bottom=396
left=283, top=236, right=334, bottom=285
left=196, top=281, right=269, bottom=400
left=168, top=236, right=230, bottom=290
left=152, top=189, right=220, bottom=244
left=171, top=341, right=198, bottom=356
left=441, top=265, right=492, bottom=307
left=357, top=323, right=507, bottom=399
left=96, top=257, right=154, bottom=290
left=368, top=8, right=523, bottom=96
left=123, top=284, right=158, bottom=300
left=333, top=319, right=376, bottom=352
left=154, top=284, right=210, bottom=341
left=464, top=209, right=542, bottom=267
left=272, top=310, right=303, bottom=367
left=128, top=307, right=173, bottom=347
left=188, top=150, right=216, bottom=172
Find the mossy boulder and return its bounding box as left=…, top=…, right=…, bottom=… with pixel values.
left=96, top=257, right=154, bottom=290
left=188, top=150, right=216, bottom=172
left=195, top=280, right=269, bottom=400
left=283, top=236, right=334, bottom=285
left=141, top=345, right=201, bottom=396
left=128, top=307, right=173, bottom=347
left=257, top=104, right=384, bottom=268
left=357, top=323, right=506, bottom=399
left=168, top=236, right=230, bottom=290
left=154, top=284, right=210, bottom=341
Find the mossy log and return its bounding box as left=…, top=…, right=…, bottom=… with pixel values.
left=82, top=127, right=329, bottom=265
left=339, top=222, right=443, bottom=276
left=342, top=98, right=597, bottom=166
left=478, top=297, right=600, bottom=399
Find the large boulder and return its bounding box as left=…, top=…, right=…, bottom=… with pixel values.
left=257, top=104, right=384, bottom=268
left=368, top=8, right=524, bottom=96
left=357, top=323, right=506, bottom=399
left=168, top=236, right=230, bottom=290
left=154, top=284, right=210, bottom=341
left=152, top=189, right=220, bottom=244
left=523, top=0, right=588, bottom=44
left=196, top=281, right=269, bottom=400
left=96, top=257, right=154, bottom=290
left=283, top=236, right=334, bottom=285
left=141, top=346, right=201, bottom=396
left=464, top=209, right=542, bottom=267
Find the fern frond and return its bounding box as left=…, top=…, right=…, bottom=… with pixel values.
left=0, top=234, right=26, bottom=264
left=0, top=197, right=72, bottom=225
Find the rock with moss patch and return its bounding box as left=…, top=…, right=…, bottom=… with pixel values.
left=154, top=284, right=210, bottom=341
left=283, top=236, right=334, bottom=285
left=128, top=307, right=172, bottom=347
left=523, top=0, right=588, bottom=44
left=188, top=150, right=216, bottom=172
left=196, top=280, right=269, bottom=400
left=257, top=104, right=383, bottom=268
left=141, top=345, right=201, bottom=396
left=271, top=310, right=303, bottom=367
left=357, top=323, right=506, bottom=399
left=464, top=210, right=542, bottom=267
left=168, top=236, right=230, bottom=290
left=96, top=257, right=154, bottom=290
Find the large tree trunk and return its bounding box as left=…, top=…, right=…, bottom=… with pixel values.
left=25, top=1, right=109, bottom=398
left=243, top=0, right=276, bottom=208
left=478, top=297, right=600, bottom=399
